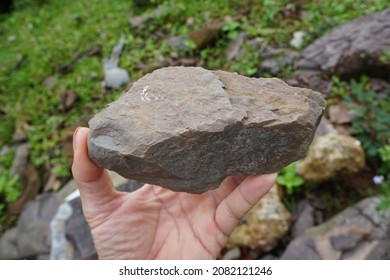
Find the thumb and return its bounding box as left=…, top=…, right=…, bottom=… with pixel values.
left=71, top=127, right=118, bottom=213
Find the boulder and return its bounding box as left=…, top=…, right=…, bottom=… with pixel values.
left=88, top=66, right=326, bottom=193
left=0, top=194, right=60, bottom=260
left=281, top=196, right=390, bottom=260
left=227, top=184, right=291, bottom=252
left=298, top=8, right=390, bottom=78
left=296, top=134, right=365, bottom=184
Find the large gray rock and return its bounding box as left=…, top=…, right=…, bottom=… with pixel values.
left=88, top=66, right=326, bottom=193
left=0, top=194, right=60, bottom=260
left=281, top=196, right=390, bottom=260
left=298, top=8, right=390, bottom=78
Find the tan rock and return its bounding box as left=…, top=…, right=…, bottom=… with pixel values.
left=296, top=134, right=365, bottom=183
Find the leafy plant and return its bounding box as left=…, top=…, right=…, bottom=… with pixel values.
left=0, top=171, right=21, bottom=202
left=379, top=49, right=390, bottom=64
left=331, top=76, right=390, bottom=158
left=222, top=20, right=242, bottom=40
left=377, top=143, right=390, bottom=211
left=0, top=171, right=22, bottom=227
left=0, top=148, right=23, bottom=227
left=277, top=162, right=305, bottom=195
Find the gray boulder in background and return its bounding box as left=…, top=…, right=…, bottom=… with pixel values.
left=281, top=196, right=390, bottom=260
left=298, top=7, right=390, bottom=78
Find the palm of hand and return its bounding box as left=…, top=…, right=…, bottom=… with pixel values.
left=88, top=185, right=229, bottom=259
left=72, top=127, right=276, bottom=260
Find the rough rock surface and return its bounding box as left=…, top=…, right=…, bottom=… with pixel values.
left=0, top=179, right=142, bottom=260
left=296, top=134, right=365, bottom=184
left=88, top=66, right=326, bottom=193
left=0, top=194, right=60, bottom=260
left=281, top=196, right=390, bottom=260
left=298, top=8, right=390, bottom=78
left=227, top=184, right=291, bottom=252
left=291, top=200, right=316, bottom=238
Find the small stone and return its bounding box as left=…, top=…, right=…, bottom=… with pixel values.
left=61, top=90, right=78, bottom=111
left=88, top=66, right=326, bottom=193
left=225, top=32, right=247, bottom=60
left=189, top=21, right=224, bottom=49
left=44, top=76, right=57, bottom=89
left=290, top=31, right=306, bottom=49
left=221, top=247, right=241, bottom=260
left=291, top=200, right=315, bottom=238
left=10, top=143, right=29, bottom=178
left=328, top=104, right=355, bottom=124
left=167, top=36, right=187, bottom=50
left=296, top=134, right=365, bottom=184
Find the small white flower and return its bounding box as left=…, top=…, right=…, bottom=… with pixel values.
left=373, top=175, right=384, bottom=185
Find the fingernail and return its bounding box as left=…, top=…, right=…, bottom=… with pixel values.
left=73, top=127, right=81, bottom=153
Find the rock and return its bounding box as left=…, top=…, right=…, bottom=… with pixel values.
left=0, top=194, right=60, bottom=259
left=189, top=21, right=224, bottom=49
left=221, top=247, right=241, bottom=260
left=104, top=35, right=129, bottom=89
left=65, top=196, right=97, bottom=260
left=260, top=48, right=299, bottom=76
left=44, top=76, right=57, bottom=89
left=227, top=184, right=292, bottom=252
left=290, top=70, right=333, bottom=95
left=43, top=172, right=61, bottom=192
left=225, top=32, right=247, bottom=60
left=313, top=116, right=336, bottom=138
left=60, top=90, right=78, bottom=112
left=328, top=103, right=355, bottom=124
left=166, top=36, right=187, bottom=50
left=88, top=66, right=326, bottom=193
left=0, top=176, right=141, bottom=260
left=296, top=134, right=365, bottom=184
left=281, top=196, right=390, bottom=259
left=129, top=7, right=166, bottom=29
left=290, top=31, right=306, bottom=49
left=291, top=200, right=315, bottom=238
left=10, top=143, right=29, bottom=178
left=50, top=202, right=74, bottom=260
left=298, top=8, right=390, bottom=78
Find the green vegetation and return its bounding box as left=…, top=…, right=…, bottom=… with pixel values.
left=277, top=162, right=305, bottom=195
left=331, top=76, right=390, bottom=209
left=331, top=76, right=390, bottom=158
left=0, top=148, right=22, bottom=226
left=0, top=0, right=389, bottom=225
left=377, top=143, right=390, bottom=211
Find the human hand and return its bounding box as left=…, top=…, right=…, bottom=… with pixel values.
left=72, top=127, right=276, bottom=259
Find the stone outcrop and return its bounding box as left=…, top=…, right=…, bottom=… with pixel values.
left=298, top=8, right=390, bottom=78
left=281, top=196, right=390, bottom=260
left=88, top=66, right=326, bottom=193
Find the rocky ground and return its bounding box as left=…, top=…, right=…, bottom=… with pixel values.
left=0, top=3, right=389, bottom=259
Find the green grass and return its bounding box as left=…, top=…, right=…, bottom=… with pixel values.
left=0, top=0, right=389, bottom=225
